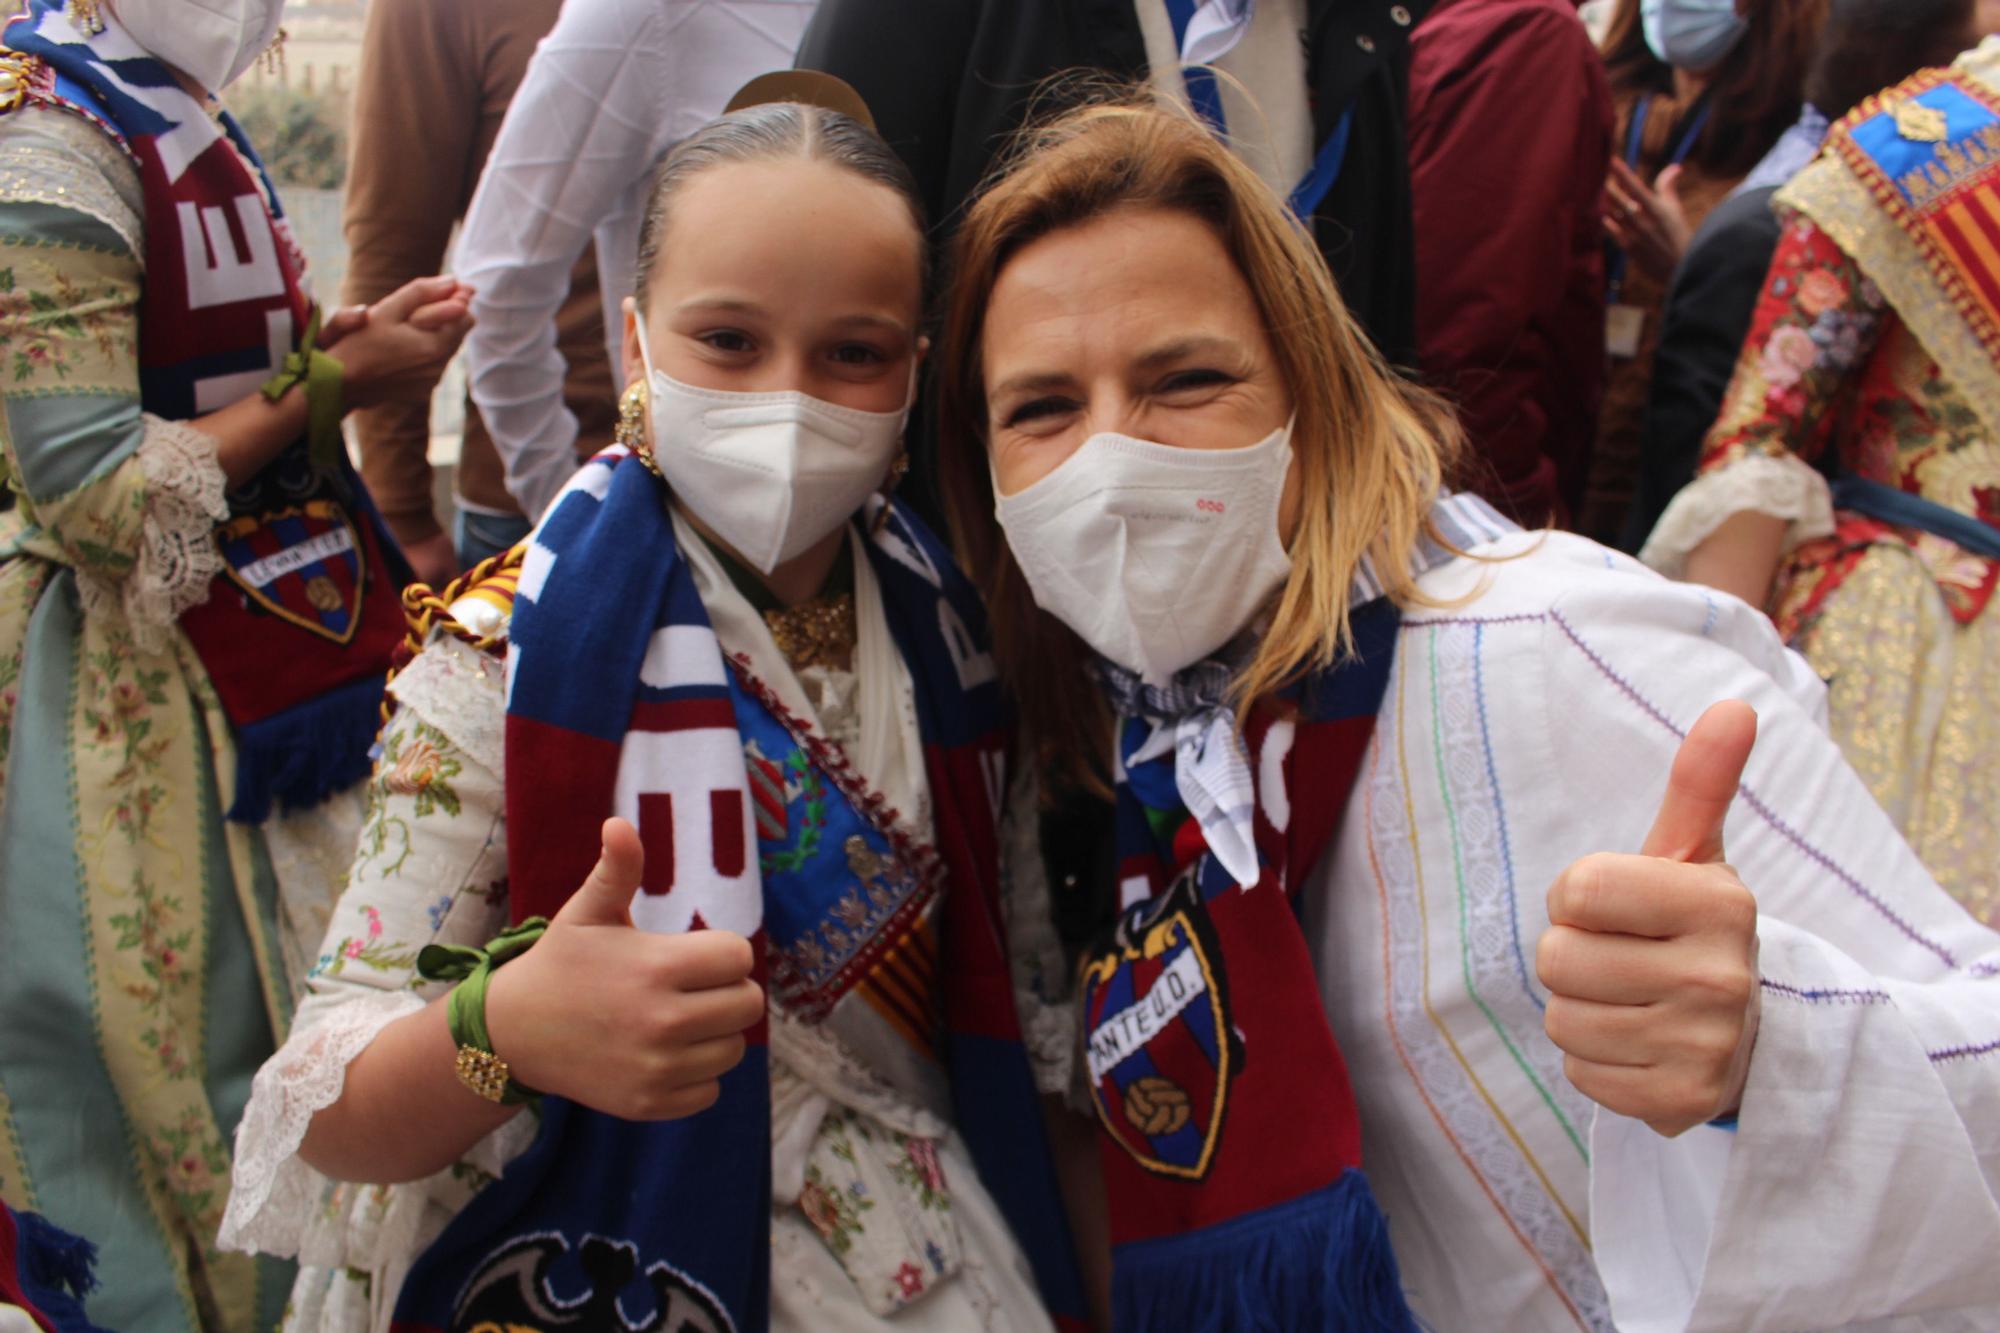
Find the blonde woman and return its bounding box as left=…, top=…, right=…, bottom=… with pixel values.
left=936, top=97, right=2000, bottom=1330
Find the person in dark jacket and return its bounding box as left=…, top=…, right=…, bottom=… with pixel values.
left=1622, top=0, right=1987, bottom=551
left=1408, top=0, right=1612, bottom=527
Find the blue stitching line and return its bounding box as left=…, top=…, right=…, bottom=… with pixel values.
left=1759, top=978, right=1890, bottom=1004
left=1546, top=608, right=1959, bottom=970
left=1929, top=1037, right=2000, bottom=1064
left=1472, top=622, right=1544, bottom=1011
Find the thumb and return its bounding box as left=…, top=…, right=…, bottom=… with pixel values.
left=1642, top=700, right=1757, bottom=864
left=1655, top=163, right=1685, bottom=210
left=554, top=817, right=646, bottom=927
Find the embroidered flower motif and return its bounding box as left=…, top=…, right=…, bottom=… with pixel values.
left=385, top=737, right=445, bottom=797
left=1797, top=268, right=1849, bottom=317
left=344, top=938, right=365, bottom=959
left=426, top=894, right=453, bottom=932
left=925, top=1240, right=947, bottom=1274
left=1760, top=325, right=1819, bottom=390
left=895, top=1262, right=924, bottom=1298
left=1808, top=310, right=1867, bottom=373
left=364, top=905, right=383, bottom=940
left=799, top=1180, right=841, bottom=1234
left=904, top=1138, right=945, bottom=1193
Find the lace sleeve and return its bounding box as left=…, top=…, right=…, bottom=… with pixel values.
left=998, top=764, right=1081, bottom=1101
left=0, top=105, right=143, bottom=254
left=1637, top=450, right=1836, bottom=578
left=220, top=641, right=518, bottom=1268
left=73, top=414, right=229, bottom=653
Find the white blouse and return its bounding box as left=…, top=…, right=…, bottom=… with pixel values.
left=1311, top=528, right=2000, bottom=1331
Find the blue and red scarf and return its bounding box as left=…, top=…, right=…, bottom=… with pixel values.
left=389, top=448, right=1086, bottom=1332
left=5, top=2, right=407, bottom=821
left=1083, top=494, right=1514, bottom=1331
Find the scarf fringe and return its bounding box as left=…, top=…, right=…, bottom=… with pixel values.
left=1111, top=1171, right=1417, bottom=1333
left=226, top=672, right=385, bottom=823
left=14, top=1210, right=109, bottom=1333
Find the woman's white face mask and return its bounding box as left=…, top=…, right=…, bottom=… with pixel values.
left=994, top=420, right=1294, bottom=686
left=1639, top=0, right=1748, bottom=72
left=112, top=0, right=284, bottom=92
left=635, top=319, right=911, bottom=574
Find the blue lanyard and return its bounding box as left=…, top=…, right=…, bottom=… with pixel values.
left=1162, top=0, right=1354, bottom=220
left=1609, top=93, right=1713, bottom=296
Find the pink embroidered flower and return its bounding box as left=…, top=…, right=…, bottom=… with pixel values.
left=385, top=739, right=442, bottom=796
left=111, top=681, right=146, bottom=718
left=1767, top=385, right=1808, bottom=421
left=1760, top=325, right=1819, bottom=389
left=1797, top=269, right=1849, bottom=317
left=343, top=938, right=365, bottom=959
left=905, top=1138, right=946, bottom=1193
left=363, top=906, right=383, bottom=940
left=799, top=1181, right=839, bottom=1235
left=895, top=1262, right=925, bottom=1298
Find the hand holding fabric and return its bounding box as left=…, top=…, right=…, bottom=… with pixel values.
left=1538, top=700, right=1762, bottom=1137
left=484, top=818, right=765, bottom=1121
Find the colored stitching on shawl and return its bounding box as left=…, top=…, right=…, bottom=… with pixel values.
left=1428, top=628, right=1585, bottom=1159
left=1472, top=622, right=1543, bottom=1013
left=1546, top=607, right=1958, bottom=970
left=1401, top=613, right=1552, bottom=630
left=1394, top=652, right=1591, bottom=1248
left=1929, top=1036, right=2000, bottom=1064
left=1361, top=727, right=1595, bottom=1331
left=1759, top=978, right=1890, bottom=1004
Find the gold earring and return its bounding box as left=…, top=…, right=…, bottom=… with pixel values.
left=260, top=28, right=288, bottom=79
left=871, top=450, right=909, bottom=534
left=66, top=0, right=104, bottom=35
left=616, top=382, right=657, bottom=474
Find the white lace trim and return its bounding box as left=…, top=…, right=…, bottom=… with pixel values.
left=75, top=414, right=228, bottom=653
left=1638, top=451, right=1837, bottom=579
left=219, top=988, right=426, bottom=1256
left=389, top=634, right=508, bottom=777
left=770, top=1008, right=946, bottom=1143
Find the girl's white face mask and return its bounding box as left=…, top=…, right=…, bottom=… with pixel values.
left=114, top=0, right=285, bottom=92
left=635, top=320, right=910, bottom=574
left=993, top=421, right=1295, bottom=686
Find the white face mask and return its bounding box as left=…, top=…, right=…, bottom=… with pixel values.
left=994, top=421, right=1294, bottom=686
left=114, top=0, right=284, bottom=92
left=1640, top=0, right=1748, bottom=72
left=635, top=321, right=910, bottom=574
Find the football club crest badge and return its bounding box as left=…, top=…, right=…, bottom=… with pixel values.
left=216, top=498, right=368, bottom=644
left=1081, top=869, right=1244, bottom=1180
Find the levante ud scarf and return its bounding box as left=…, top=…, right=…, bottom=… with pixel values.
left=5, top=1, right=407, bottom=821
left=389, top=448, right=1087, bottom=1332
left=1087, top=598, right=1418, bottom=1332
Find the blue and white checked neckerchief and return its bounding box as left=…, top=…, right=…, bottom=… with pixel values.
left=1096, top=492, right=1518, bottom=887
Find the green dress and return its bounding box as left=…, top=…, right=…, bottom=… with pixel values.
left=0, top=100, right=351, bottom=1332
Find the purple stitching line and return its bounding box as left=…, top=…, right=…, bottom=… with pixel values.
left=1759, top=978, right=1889, bottom=1004
left=1545, top=608, right=1959, bottom=970
left=1400, top=613, right=1550, bottom=630
left=1929, top=1037, right=2000, bottom=1064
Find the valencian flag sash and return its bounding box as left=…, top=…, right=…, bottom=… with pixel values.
left=388, top=446, right=1087, bottom=1332
left=6, top=1, right=407, bottom=821
left=1780, top=50, right=2000, bottom=450
left=1084, top=593, right=1416, bottom=1332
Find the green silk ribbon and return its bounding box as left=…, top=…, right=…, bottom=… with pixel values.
left=259, top=304, right=346, bottom=469
left=417, top=915, right=550, bottom=1105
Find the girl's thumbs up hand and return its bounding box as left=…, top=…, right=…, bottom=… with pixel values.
left=484, top=818, right=765, bottom=1121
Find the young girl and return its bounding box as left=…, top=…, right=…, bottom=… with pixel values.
left=220, top=84, right=1086, bottom=1333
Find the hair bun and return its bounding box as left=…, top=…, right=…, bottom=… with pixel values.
left=725, top=70, right=877, bottom=131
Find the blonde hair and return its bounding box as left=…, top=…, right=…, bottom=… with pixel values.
left=935, top=92, right=1465, bottom=793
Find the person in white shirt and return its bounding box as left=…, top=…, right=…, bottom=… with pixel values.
left=934, top=92, right=2000, bottom=1331
left=455, top=0, right=818, bottom=523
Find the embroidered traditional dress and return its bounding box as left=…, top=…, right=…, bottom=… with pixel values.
left=0, top=6, right=406, bottom=1330
left=1643, top=41, right=2000, bottom=924
left=220, top=469, right=1082, bottom=1332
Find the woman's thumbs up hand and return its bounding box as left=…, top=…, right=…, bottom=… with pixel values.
left=483, top=818, right=764, bottom=1121
left=1537, top=702, right=1764, bottom=1138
